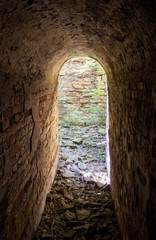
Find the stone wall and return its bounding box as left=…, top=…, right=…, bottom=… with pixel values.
left=109, top=65, right=156, bottom=240
left=58, top=57, right=107, bottom=119
left=0, top=83, right=58, bottom=239
left=0, top=1, right=155, bottom=240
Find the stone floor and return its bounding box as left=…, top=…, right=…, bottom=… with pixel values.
left=33, top=125, right=121, bottom=240
left=58, top=125, right=109, bottom=187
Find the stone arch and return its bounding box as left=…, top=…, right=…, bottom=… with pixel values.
left=0, top=1, right=155, bottom=240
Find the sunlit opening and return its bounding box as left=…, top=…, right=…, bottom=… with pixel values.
left=58, top=57, right=110, bottom=187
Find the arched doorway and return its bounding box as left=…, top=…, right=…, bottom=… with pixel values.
left=58, top=57, right=110, bottom=186
left=33, top=58, right=121, bottom=240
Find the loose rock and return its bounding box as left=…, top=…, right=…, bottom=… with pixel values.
left=65, top=210, right=76, bottom=220
left=33, top=124, right=121, bottom=240
left=62, top=170, right=75, bottom=178
left=78, top=162, right=86, bottom=170
left=76, top=208, right=91, bottom=220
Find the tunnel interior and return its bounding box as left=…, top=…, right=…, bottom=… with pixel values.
left=0, top=1, right=156, bottom=240
left=33, top=57, right=117, bottom=240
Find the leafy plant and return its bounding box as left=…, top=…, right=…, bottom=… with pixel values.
left=83, top=87, right=106, bottom=98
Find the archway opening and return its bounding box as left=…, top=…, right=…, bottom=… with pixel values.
left=33, top=58, right=121, bottom=240
left=58, top=57, right=110, bottom=185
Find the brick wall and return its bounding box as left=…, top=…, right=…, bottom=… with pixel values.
left=0, top=1, right=155, bottom=240
left=58, top=58, right=107, bottom=118
left=0, top=83, right=59, bottom=239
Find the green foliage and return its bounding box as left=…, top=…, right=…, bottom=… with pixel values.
left=78, top=58, right=104, bottom=72
left=91, top=89, right=105, bottom=97
left=85, top=60, right=99, bottom=70
left=85, top=104, right=106, bottom=121
left=83, top=87, right=106, bottom=98
left=59, top=96, right=71, bottom=101
left=101, top=77, right=107, bottom=83
left=59, top=104, right=106, bottom=127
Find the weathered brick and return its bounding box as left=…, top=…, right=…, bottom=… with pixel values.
left=0, top=145, right=4, bottom=154
left=12, top=104, right=23, bottom=115
left=10, top=135, right=15, bottom=145
left=26, top=115, right=33, bottom=125
left=12, top=164, right=18, bottom=173
left=15, top=151, right=20, bottom=161
left=14, top=112, right=24, bottom=123
left=9, top=97, right=15, bottom=107
left=0, top=154, right=5, bottom=168
left=14, top=95, right=24, bottom=105
left=0, top=168, right=3, bottom=179
left=4, top=138, right=11, bottom=150
left=2, top=118, right=10, bottom=131
left=72, top=84, right=84, bottom=89
left=3, top=107, right=12, bottom=119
